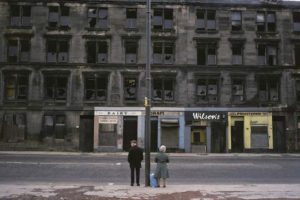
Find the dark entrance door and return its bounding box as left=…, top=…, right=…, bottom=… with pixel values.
left=231, top=121, right=244, bottom=152
left=211, top=122, right=226, bottom=153
left=79, top=115, right=94, bottom=152
left=273, top=116, right=286, bottom=153
left=123, top=116, right=138, bottom=151
left=151, top=118, right=158, bottom=152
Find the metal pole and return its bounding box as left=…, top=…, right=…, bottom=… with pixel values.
left=144, top=0, right=151, bottom=187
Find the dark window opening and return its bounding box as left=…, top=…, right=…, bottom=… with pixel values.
left=232, top=11, right=242, bottom=31
left=197, top=78, right=218, bottom=104
left=48, top=6, right=70, bottom=29
left=126, top=8, right=137, bottom=29
left=7, top=39, right=30, bottom=63
left=10, top=5, right=31, bottom=27
left=196, top=10, right=216, bottom=31
left=153, top=42, right=174, bottom=64
left=257, top=11, right=276, bottom=32
left=124, top=77, right=137, bottom=101
left=296, top=80, right=300, bottom=102
left=153, top=78, right=174, bottom=102
left=86, top=41, right=108, bottom=64
left=4, top=74, right=28, bottom=101
left=47, top=39, right=69, bottom=63
left=295, top=45, right=300, bottom=66
left=84, top=76, right=107, bottom=101
left=125, top=41, right=137, bottom=64
left=259, top=78, right=279, bottom=102
left=45, top=75, right=68, bottom=100
left=232, top=79, right=244, bottom=102
left=153, top=8, right=173, bottom=30
left=257, top=44, right=277, bottom=65
left=197, top=44, right=217, bottom=65
left=232, top=43, right=243, bottom=65
left=88, top=8, right=108, bottom=29
left=43, top=115, right=66, bottom=139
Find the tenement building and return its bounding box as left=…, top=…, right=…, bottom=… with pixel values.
left=0, top=0, right=300, bottom=153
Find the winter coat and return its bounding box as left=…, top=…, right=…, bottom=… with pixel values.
left=154, top=152, right=169, bottom=179
left=128, top=146, right=143, bottom=168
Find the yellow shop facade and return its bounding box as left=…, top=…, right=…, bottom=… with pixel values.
left=228, top=112, right=273, bottom=152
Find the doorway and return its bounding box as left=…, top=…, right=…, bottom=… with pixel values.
left=211, top=122, right=226, bottom=153
left=79, top=115, right=94, bottom=152
left=151, top=118, right=158, bottom=152
left=273, top=116, right=286, bottom=153
left=231, top=121, right=244, bottom=152
left=123, top=116, right=138, bottom=151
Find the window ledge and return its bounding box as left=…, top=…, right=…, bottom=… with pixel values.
left=47, top=26, right=71, bottom=31
left=124, top=28, right=139, bottom=32
left=256, top=31, right=279, bottom=36
left=85, top=27, right=110, bottom=31
left=152, top=29, right=175, bottom=33
left=195, top=29, right=218, bottom=34
left=293, top=31, right=300, bottom=34
left=7, top=25, right=32, bottom=29
left=231, top=30, right=244, bottom=34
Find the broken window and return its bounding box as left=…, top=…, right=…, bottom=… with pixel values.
left=44, top=75, right=68, bottom=100
left=257, top=11, right=276, bottom=32
left=197, top=43, right=217, bottom=65
left=125, top=41, right=137, bottom=64
left=295, top=44, right=300, bottom=66
left=88, top=7, right=108, bottom=29
left=231, top=43, right=243, bottom=65
left=7, top=38, right=30, bottom=63
left=126, top=8, right=137, bottom=29
left=232, top=79, right=244, bottom=102
left=293, top=12, right=300, bottom=32
left=48, top=6, right=70, bottom=29
left=47, top=39, right=69, bottom=63
left=153, top=8, right=173, bottom=30
left=196, top=10, right=216, bottom=31
left=258, top=78, right=279, bottom=102
left=10, top=5, right=31, bottom=27
left=257, top=44, right=277, bottom=65
left=84, top=75, right=107, bottom=101
left=153, top=42, right=174, bottom=64
left=124, top=77, right=137, bottom=101
left=4, top=73, right=28, bottom=101
left=153, top=78, right=174, bottom=102
left=197, top=78, right=218, bottom=104
left=43, top=115, right=66, bottom=139
left=231, top=11, right=242, bottom=31
left=86, top=41, right=108, bottom=63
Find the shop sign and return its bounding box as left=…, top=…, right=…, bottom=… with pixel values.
left=99, top=116, right=118, bottom=124
left=229, top=112, right=271, bottom=116
left=151, top=111, right=182, bottom=116
left=95, top=111, right=142, bottom=116
left=185, top=112, right=227, bottom=121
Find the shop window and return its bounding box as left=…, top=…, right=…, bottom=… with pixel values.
left=296, top=80, right=300, bottom=102
left=197, top=44, right=217, bottom=65
left=126, top=8, right=137, bottom=29
left=43, top=115, right=66, bottom=139
left=153, top=78, right=174, bottom=102
left=231, top=11, right=242, bottom=31
left=295, top=44, right=300, bottom=66
left=231, top=43, right=243, bottom=65
left=88, top=7, right=108, bottom=29
left=46, top=39, right=69, bottom=63
left=258, top=78, right=279, bottom=102
left=124, top=77, right=137, bottom=101
left=7, top=38, right=30, bottom=63
left=232, top=79, right=245, bottom=102
left=48, top=6, right=70, bottom=29
left=153, top=42, right=174, bottom=64
left=4, top=73, right=28, bottom=101
left=196, top=10, right=216, bottom=31
left=86, top=41, right=108, bottom=63
left=99, top=124, right=116, bottom=146
left=10, top=5, right=31, bottom=27
left=192, top=129, right=206, bottom=145
left=44, top=75, right=68, bottom=100
left=196, top=78, right=218, bottom=104
left=257, top=44, right=277, bottom=66
left=256, top=11, right=276, bottom=32
left=153, top=8, right=173, bottom=31
left=84, top=75, right=107, bottom=101
left=125, top=41, right=137, bottom=64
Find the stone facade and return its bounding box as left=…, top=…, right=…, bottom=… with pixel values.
left=0, top=0, right=300, bottom=152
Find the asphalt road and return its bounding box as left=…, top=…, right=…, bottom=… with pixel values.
left=0, top=152, right=300, bottom=185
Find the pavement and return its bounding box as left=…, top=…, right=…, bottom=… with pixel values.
left=1, top=151, right=300, bottom=199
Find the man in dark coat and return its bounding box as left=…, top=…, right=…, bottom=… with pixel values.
left=128, top=140, right=143, bottom=186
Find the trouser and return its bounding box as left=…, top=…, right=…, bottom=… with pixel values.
left=130, top=167, right=140, bottom=185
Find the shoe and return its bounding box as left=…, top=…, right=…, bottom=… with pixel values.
left=156, top=185, right=160, bottom=188
left=137, top=184, right=140, bottom=186
left=131, top=183, right=134, bottom=186
left=163, top=185, right=166, bottom=188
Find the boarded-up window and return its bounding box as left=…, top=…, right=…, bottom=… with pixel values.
left=2, top=113, right=26, bottom=142
left=84, top=75, right=107, bottom=101
left=124, top=77, right=137, bottom=101
left=43, top=115, right=66, bottom=139
left=99, top=124, right=117, bottom=146
left=251, top=126, right=268, bottom=148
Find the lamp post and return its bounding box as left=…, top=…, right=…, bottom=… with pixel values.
left=144, top=0, right=151, bottom=187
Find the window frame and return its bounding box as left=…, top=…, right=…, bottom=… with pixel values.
left=231, top=78, right=245, bottom=103
left=86, top=40, right=108, bottom=64
left=258, top=77, right=280, bottom=102
left=231, top=11, right=242, bottom=31
left=153, top=41, right=175, bottom=64
left=46, top=39, right=70, bottom=63
left=4, top=73, right=29, bottom=101
left=10, top=5, right=31, bottom=27
left=257, top=43, right=278, bottom=66
left=152, top=77, right=175, bottom=102
left=48, top=6, right=70, bottom=29
left=44, top=74, right=69, bottom=101
left=197, top=43, right=217, bottom=66
left=87, top=7, right=109, bottom=30
left=152, top=8, right=174, bottom=31
left=256, top=11, right=276, bottom=32
left=7, top=38, right=31, bottom=63
left=196, top=9, right=216, bottom=31
left=84, top=74, right=108, bottom=101
left=196, top=77, right=219, bottom=104
left=123, top=76, right=138, bottom=102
